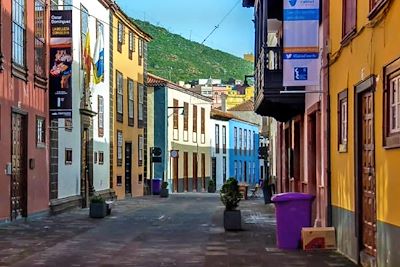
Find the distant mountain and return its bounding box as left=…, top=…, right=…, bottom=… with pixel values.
left=133, top=19, right=254, bottom=83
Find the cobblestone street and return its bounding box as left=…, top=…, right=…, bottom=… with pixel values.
left=0, top=194, right=357, bottom=267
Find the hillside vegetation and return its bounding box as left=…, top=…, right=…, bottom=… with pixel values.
left=134, top=19, right=253, bottom=83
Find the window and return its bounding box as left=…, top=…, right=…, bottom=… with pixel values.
left=80, top=5, right=88, bottom=69
left=244, top=129, right=247, bottom=154
left=117, top=131, right=123, bottom=166
left=173, top=99, right=179, bottom=129
left=223, top=156, right=227, bottom=183
left=234, top=127, right=237, bottom=154
left=116, top=71, right=123, bottom=122
left=99, top=151, right=104, bottom=165
left=222, top=125, right=226, bottom=154
left=138, top=38, right=143, bottom=65
left=117, top=21, right=123, bottom=52
left=128, top=31, right=135, bottom=59
left=248, top=131, right=251, bottom=154
left=128, top=79, right=134, bottom=126
left=98, top=96, right=104, bottom=137
left=342, top=0, right=356, bottom=40
left=94, top=152, right=97, bottom=164
left=234, top=160, right=237, bottom=179
left=384, top=59, right=400, bottom=148
left=253, top=131, right=256, bottom=152
left=138, top=84, right=144, bottom=126
left=50, top=0, right=58, bottom=9
left=201, top=108, right=205, bottom=143
left=238, top=161, right=242, bottom=180
left=184, top=102, right=189, bottom=131
left=193, top=105, right=197, bottom=132
left=369, top=0, right=389, bottom=18
left=63, top=0, right=72, bottom=10
left=35, top=0, right=46, bottom=77
left=338, top=90, right=348, bottom=152
left=215, top=124, right=220, bottom=153
left=12, top=0, right=26, bottom=67
left=36, top=117, right=45, bottom=146
left=65, top=118, right=72, bottom=132
left=65, top=148, right=72, bottom=165
left=117, top=176, right=122, bottom=186
left=138, top=174, right=143, bottom=184
left=239, top=128, right=242, bottom=154
left=138, top=135, right=143, bottom=166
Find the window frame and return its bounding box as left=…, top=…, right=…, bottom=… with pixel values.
left=215, top=124, right=220, bottom=154
left=116, top=70, right=123, bottom=122
left=36, top=116, right=46, bottom=147
left=138, top=38, right=143, bottom=66
left=368, top=0, right=389, bottom=19
left=12, top=0, right=26, bottom=68
left=117, top=21, right=123, bottom=53
left=34, top=0, right=46, bottom=78
left=138, top=135, right=143, bottom=166
left=384, top=57, right=400, bottom=149
left=138, top=83, right=144, bottom=127
left=117, top=131, right=123, bottom=166
left=341, top=0, right=357, bottom=43
left=338, top=89, right=348, bottom=152
left=99, top=151, right=104, bottom=165
left=65, top=148, right=72, bottom=165
left=222, top=125, right=226, bottom=154
left=98, top=95, right=104, bottom=137
left=234, top=127, right=237, bottom=154
left=128, top=78, right=134, bottom=126
left=128, top=31, right=134, bottom=59
left=173, top=99, right=179, bottom=130
left=183, top=102, right=189, bottom=131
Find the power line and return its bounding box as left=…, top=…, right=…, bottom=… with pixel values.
left=201, top=0, right=241, bottom=45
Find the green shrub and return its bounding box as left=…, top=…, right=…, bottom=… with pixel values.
left=220, top=177, right=242, bottom=211
left=161, top=181, right=169, bottom=189
left=90, top=195, right=105, bottom=204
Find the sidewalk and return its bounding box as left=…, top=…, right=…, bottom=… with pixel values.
left=0, top=194, right=357, bottom=267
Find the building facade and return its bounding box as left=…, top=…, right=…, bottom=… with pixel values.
left=229, top=118, right=259, bottom=185
left=147, top=74, right=212, bottom=193
left=329, top=1, right=400, bottom=266
left=109, top=3, right=152, bottom=199
left=0, top=0, right=50, bottom=221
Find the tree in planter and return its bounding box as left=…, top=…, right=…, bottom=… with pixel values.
left=90, top=195, right=107, bottom=218
left=160, top=181, right=169, bottom=198
left=220, top=177, right=242, bottom=230
left=208, top=179, right=216, bottom=193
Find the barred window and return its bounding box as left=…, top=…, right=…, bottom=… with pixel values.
left=35, top=0, right=46, bottom=77
left=116, top=71, right=123, bottom=122
left=98, top=96, right=104, bottom=137
left=128, top=79, right=134, bottom=126
left=138, top=84, right=144, bottom=123
left=12, top=0, right=26, bottom=66
left=36, top=117, right=45, bottom=146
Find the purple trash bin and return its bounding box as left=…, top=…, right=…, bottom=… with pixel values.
left=271, top=192, right=315, bottom=249
left=152, top=179, right=161, bottom=195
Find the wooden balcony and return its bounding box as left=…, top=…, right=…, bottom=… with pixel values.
left=254, top=46, right=305, bottom=122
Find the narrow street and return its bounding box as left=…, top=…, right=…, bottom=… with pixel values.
left=0, top=194, right=356, bottom=267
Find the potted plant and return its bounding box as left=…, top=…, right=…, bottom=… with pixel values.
left=89, top=195, right=107, bottom=218
left=160, top=181, right=169, bottom=198
left=208, top=179, right=216, bottom=193
left=220, top=177, right=242, bottom=231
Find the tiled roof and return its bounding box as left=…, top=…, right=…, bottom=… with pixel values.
left=210, top=109, right=234, bottom=120
left=228, top=100, right=254, bottom=111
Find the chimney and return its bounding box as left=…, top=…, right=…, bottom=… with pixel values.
left=221, top=94, right=227, bottom=112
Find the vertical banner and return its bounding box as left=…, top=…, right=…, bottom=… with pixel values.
left=49, top=10, right=73, bottom=119
left=283, top=0, right=319, bottom=86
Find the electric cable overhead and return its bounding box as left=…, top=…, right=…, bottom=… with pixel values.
left=201, top=0, right=241, bottom=45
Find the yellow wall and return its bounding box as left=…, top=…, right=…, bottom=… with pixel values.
left=226, top=86, right=254, bottom=110
left=111, top=9, right=150, bottom=199
left=330, top=0, right=400, bottom=226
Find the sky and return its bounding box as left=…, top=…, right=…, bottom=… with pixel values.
left=115, top=0, right=255, bottom=58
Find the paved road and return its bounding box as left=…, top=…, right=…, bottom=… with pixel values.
left=0, top=193, right=357, bottom=267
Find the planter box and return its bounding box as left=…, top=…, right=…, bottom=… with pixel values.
left=90, top=202, right=107, bottom=218
left=160, top=188, right=169, bottom=198
left=224, top=210, right=241, bottom=231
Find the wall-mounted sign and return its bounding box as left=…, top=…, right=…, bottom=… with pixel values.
left=170, top=150, right=179, bottom=158
left=49, top=10, right=73, bottom=119
left=283, top=0, right=319, bottom=86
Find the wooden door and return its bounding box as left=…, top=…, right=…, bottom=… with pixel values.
left=360, top=91, right=377, bottom=257
left=125, top=143, right=132, bottom=195
left=184, top=152, right=188, bottom=192
left=307, top=113, right=317, bottom=223
left=201, top=153, right=206, bottom=191
left=244, top=161, right=247, bottom=183
left=193, top=152, right=198, bottom=191
left=173, top=157, right=178, bottom=192
left=11, top=113, right=27, bottom=220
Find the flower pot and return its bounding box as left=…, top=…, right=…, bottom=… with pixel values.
left=90, top=202, right=107, bottom=218
left=224, top=209, right=241, bottom=231
left=160, top=188, right=169, bottom=198
left=208, top=186, right=216, bottom=193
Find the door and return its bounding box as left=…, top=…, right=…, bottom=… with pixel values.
left=360, top=91, right=377, bottom=257
left=173, top=157, right=178, bottom=192
left=125, top=143, right=132, bottom=195
left=211, top=157, right=216, bottom=183
left=81, top=128, right=90, bottom=208
left=11, top=112, right=27, bottom=220
left=244, top=161, right=247, bottom=183
left=184, top=152, right=188, bottom=192
left=201, top=153, right=206, bottom=191
left=192, top=152, right=198, bottom=191
left=307, top=113, right=318, bottom=224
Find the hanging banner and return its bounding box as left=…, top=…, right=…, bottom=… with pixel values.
left=49, top=10, right=73, bottom=119
left=283, top=0, right=319, bottom=86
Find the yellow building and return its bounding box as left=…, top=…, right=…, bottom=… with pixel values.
left=226, top=85, right=254, bottom=110
left=109, top=3, right=152, bottom=199
left=244, top=53, right=255, bottom=63
left=329, top=1, right=400, bottom=266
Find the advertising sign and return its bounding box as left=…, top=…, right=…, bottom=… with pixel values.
left=49, top=10, right=73, bottom=119
left=283, top=0, right=319, bottom=86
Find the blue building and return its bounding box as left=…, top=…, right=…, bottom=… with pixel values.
left=228, top=118, right=259, bottom=185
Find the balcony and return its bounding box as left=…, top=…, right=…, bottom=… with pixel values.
left=254, top=46, right=305, bottom=122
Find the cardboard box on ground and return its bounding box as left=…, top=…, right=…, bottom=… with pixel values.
left=301, top=227, right=336, bottom=250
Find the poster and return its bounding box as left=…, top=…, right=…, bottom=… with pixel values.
left=283, top=0, right=319, bottom=87
left=49, top=10, right=73, bottom=119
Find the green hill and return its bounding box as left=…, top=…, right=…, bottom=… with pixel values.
left=133, top=19, right=254, bottom=83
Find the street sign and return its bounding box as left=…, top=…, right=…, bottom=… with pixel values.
left=151, top=147, right=162, bottom=163
left=170, top=150, right=179, bottom=158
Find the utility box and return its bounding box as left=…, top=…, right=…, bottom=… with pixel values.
left=301, top=227, right=336, bottom=250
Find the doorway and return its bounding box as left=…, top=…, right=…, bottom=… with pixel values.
left=11, top=112, right=28, bottom=220
left=184, top=152, right=188, bottom=192
left=244, top=161, right=247, bottom=183
left=81, top=128, right=90, bottom=208
left=308, top=112, right=318, bottom=224
left=125, top=142, right=132, bottom=196
left=173, top=156, right=179, bottom=192
left=192, top=152, right=198, bottom=192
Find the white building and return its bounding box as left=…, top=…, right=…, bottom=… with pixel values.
left=50, top=0, right=112, bottom=212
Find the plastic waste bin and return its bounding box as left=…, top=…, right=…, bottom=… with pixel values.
left=152, top=178, right=161, bottom=195
left=271, top=192, right=315, bottom=249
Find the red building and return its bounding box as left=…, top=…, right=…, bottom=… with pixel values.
left=0, top=0, right=50, bottom=221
